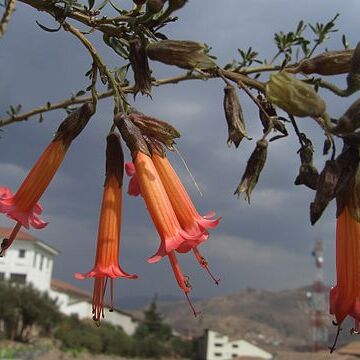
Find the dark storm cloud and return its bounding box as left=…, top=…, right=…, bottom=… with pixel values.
left=0, top=1, right=359, bottom=297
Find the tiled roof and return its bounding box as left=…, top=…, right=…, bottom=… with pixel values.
left=0, top=227, right=37, bottom=241
left=51, top=278, right=92, bottom=299
left=338, top=340, right=360, bottom=355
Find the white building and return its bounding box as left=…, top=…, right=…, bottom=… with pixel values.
left=0, top=227, right=138, bottom=336
left=197, top=330, right=273, bottom=360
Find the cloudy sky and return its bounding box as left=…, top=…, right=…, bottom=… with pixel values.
left=0, top=0, right=359, bottom=304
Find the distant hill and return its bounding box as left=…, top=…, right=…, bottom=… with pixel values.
left=127, top=286, right=357, bottom=353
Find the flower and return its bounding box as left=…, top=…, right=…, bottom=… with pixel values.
left=330, top=206, right=360, bottom=329
left=75, top=134, right=137, bottom=323
left=0, top=103, right=93, bottom=255
left=126, top=151, right=220, bottom=284
left=131, top=151, right=197, bottom=263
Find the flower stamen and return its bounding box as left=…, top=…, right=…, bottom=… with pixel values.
left=0, top=222, right=22, bottom=256
left=193, top=248, right=220, bottom=285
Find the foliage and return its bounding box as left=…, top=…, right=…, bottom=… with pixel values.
left=133, top=295, right=192, bottom=358
left=54, top=315, right=134, bottom=355
left=0, top=281, right=61, bottom=342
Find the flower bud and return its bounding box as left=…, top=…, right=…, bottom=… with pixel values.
left=53, top=103, right=94, bottom=147
left=297, top=49, right=353, bottom=76
left=147, top=40, right=216, bottom=70
left=234, top=139, right=268, bottom=203
left=266, top=72, right=326, bottom=118
left=133, top=0, right=147, bottom=5
left=128, top=111, right=180, bottom=150
left=333, top=98, right=360, bottom=135
left=146, top=0, right=164, bottom=14
left=223, top=85, right=250, bottom=148
left=167, top=0, right=187, bottom=11
left=347, top=42, right=360, bottom=93
left=114, top=113, right=150, bottom=158
left=129, top=37, right=152, bottom=96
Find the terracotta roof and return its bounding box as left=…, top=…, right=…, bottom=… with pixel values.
left=0, top=227, right=37, bottom=241
left=51, top=278, right=92, bottom=299
left=338, top=341, right=360, bottom=355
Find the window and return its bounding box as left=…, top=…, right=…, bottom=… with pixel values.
left=232, top=354, right=238, bottom=358
left=33, top=253, right=37, bottom=267
left=40, top=255, right=44, bottom=270
left=214, top=343, right=223, bottom=347
left=232, top=344, right=239, bottom=348
left=214, top=353, right=222, bottom=357
left=10, top=273, right=26, bottom=284
left=18, top=249, right=26, bottom=258
left=0, top=273, right=4, bottom=281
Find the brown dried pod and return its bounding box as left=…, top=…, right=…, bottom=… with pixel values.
left=310, top=145, right=359, bottom=224
left=129, top=37, right=152, bottom=96
left=53, top=103, right=94, bottom=147
left=146, top=0, right=164, bottom=13
left=133, top=0, right=147, bottom=5
left=223, top=84, right=250, bottom=148
left=105, top=133, right=124, bottom=187
left=128, top=111, right=180, bottom=150
left=347, top=42, right=360, bottom=93
left=295, top=142, right=319, bottom=190
left=297, top=49, right=353, bottom=76
left=114, top=113, right=150, bottom=158
left=333, top=98, right=360, bottom=135
left=234, top=139, right=268, bottom=203
left=147, top=40, right=216, bottom=70
left=310, top=160, right=339, bottom=225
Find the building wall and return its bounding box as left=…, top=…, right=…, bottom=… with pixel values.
left=49, top=289, right=138, bottom=336
left=206, top=330, right=272, bottom=360
left=0, top=240, right=53, bottom=292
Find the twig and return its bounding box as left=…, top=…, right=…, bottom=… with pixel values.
left=0, top=0, right=16, bottom=38
left=63, top=21, right=124, bottom=114
left=0, top=70, right=266, bottom=128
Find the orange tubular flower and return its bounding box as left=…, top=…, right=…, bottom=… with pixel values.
left=151, top=153, right=221, bottom=284
left=330, top=206, right=360, bottom=332
left=0, top=104, right=93, bottom=255
left=75, top=134, right=137, bottom=323
left=133, top=151, right=196, bottom=263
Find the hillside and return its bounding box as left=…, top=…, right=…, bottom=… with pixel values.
left=129, top=286, right=357, bottom=353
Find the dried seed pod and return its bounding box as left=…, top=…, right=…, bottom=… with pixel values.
left=310, top=145, right=359, bottom=224
left=310, top=160, right=339, bottom=225
left=114, top=113, right=150, bottom=158
left=266, top=72, right=326, bottom=118
left=147, top=40, right=216, bottom=70
left=295, top=142, right=319, bottom=190
left=128, top=111, right=180, bottom=150
left=333, top=98, right=360, bottom=135
left=129, top=37, right=152, bottom=96
left=234, top=139, right=268, bottom=203
left=133, top=0, right=147, bottom=5
left=223, top=84, right=250, bottom=148
left=167, top=0, right=187, bottom=11
left=347, top=42, right=360, bottom=93
left=297, top=49, right=353, bottom=76
left=146, top=0, right=164, bottom=13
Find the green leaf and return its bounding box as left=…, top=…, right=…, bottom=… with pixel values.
left=35, top=21, right=61, bottom=33
left=88, top=0, right=95, bottom=9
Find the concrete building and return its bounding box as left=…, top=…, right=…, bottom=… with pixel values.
left=197, top=330, right=273, bottom=360
left=0, top=227, right=138, bottom=335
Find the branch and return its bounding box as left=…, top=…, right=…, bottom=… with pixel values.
left=0, top=0, right=16, bottom=38
left=62, top=21, right=124, bottom=113
left=1, top=70, right=261, bottom=127
left=18, top=0, right=128, bottom=38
